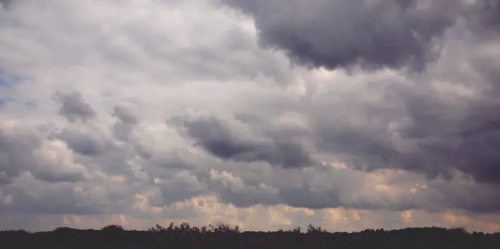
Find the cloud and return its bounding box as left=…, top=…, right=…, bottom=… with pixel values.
left=0, top=129, right=40, bottom=184
left=113, top=104, right=138, bottom=125
left=32, top=139, right=90, bottom=183
left=466, top=0, right=500, bottom=32
left=0, top=0, right=10, bottom=9
left=154, top=170, right=208, bottom=205
left=52, top=91, right=96, bottom=123
left=303, top=19, right=500, bottom=185
left=112, top=104, right=138, bottom=141
left=1, top=0, right=500, bottom=233
left=0, top=127, right=90, bottom=184
left=173, top=113, right=313, bottom=168
left=218, top=0, right=465, bottom=72
left=49, top=128, right=110, bottom=156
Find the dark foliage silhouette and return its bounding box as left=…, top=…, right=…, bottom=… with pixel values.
left=1, top=223, right=499, bottom=248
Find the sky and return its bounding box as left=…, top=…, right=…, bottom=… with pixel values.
left=0, top=0, right=500, bottom=233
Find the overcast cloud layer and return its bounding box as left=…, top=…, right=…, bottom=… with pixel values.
left=1, top=0, right=500, bottom=233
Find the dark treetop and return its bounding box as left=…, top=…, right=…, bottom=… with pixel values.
left=2, top=222, right=500, bottom=249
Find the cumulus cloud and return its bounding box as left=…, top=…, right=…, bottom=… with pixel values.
left=112, top=104, right=138, bottom=141
left=0, top=130, right=40, bottom=183
left=52, top=91, right=96, bottom=123
left=218, top=0, right=466, bottom=72
left=0, top=127, right=90, bottom=184
left=154, top=170, right=207, bottom=205
left=32, top=139, right=91, bottom=183
left=0, top=0, right=9, bottom=9
left=303, top=20, right=500, bottom=185
left=1, top=0, right=500, bottom=233
left=49, top=128, right=110, bottom=156
left=173, top=113, right=313, bottom=168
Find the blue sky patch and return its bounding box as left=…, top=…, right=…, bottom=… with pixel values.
left=25, top=101, right=36, bottom=108
left=0, top=97, right=15, bottom=106
left=0, top=70, right=21, bottom=87
left=0, top=75, right=7, bottom=87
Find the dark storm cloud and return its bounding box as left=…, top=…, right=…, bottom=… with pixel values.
left=212, top=182, right=342, bottom=209
left=0, top=0, right=10, bottom=9
left=219, top=0, right=464, bottom=72
left=392, top=44, right=500, bottom=186
left=52, top=91, right=96, bottom=123
left=173, top=114, right=313, bottom=168
left=112, top=105, right=138, bottom=125
left=211, top=172, right=342, bottom=210
left=467, top=0, right=500, bottom=32
left=212, top=0, right=500, bottom=187
left=111, top=104, right=138, bottom=141
left=429, top=179, right=500, bottom=214
left=0, top=184, right=105, bottom=216
left=49, top=129, right=109, bottom=156
left=310, top=72, right=500, bottom=187
left=0, top=131, right=40, bottom=184
left=110, top=103, right=153, bottom=159
left=4, top=0, right=500, bottom=229
left=451, top=100, right=500, bottom=184
left=33, top=169, right=87, bottom=184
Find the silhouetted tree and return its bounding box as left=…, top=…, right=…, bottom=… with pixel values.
left=1, top=223, right=499, bottom=249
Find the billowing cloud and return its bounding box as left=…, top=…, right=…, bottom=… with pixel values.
left=52, top=91, right=96, bottom=123
left=0, top=126, right=92, bottom=184
left=112, top=104, right=138, bottom=141
left=1, top=0, right=500, bottom=233
left=172, top=113, right=313, bottom=168
left=0, top=0, right=10, bottom=9
left=0, top=130, right=40, bottom=183
left=49, top=128, right=111, bottom=156
left=218, top=0, right=466, bottom=72
left=303, top=19, right=500, bottom=185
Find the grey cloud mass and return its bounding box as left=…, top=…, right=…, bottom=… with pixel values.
left=218, top=0, right=464, bottom=72
left=309, top=63, right=500, bottom=185
left=173, top=114, right=313, bottom=168
left=112, top=104, right=139, bottom=141
left=0, top=131, right=40, bottom=184
left=0, top=129, right=89, bottom=184
left=113, top=105, right=138, bottom=125
left=210, top=0, right=500, bottom=185
left=49, top=129, right=109, bottom=156
left=2, top=0, right=500, bottom=232
left=52, top=91, right=96, bottom=123
left=0, top=0, right=9, bottom=9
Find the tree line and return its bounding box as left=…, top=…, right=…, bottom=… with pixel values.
left=1, top=222, right=500, bottom=248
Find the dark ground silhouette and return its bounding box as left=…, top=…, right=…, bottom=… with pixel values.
left=1, top=222, right=499, bottom=248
